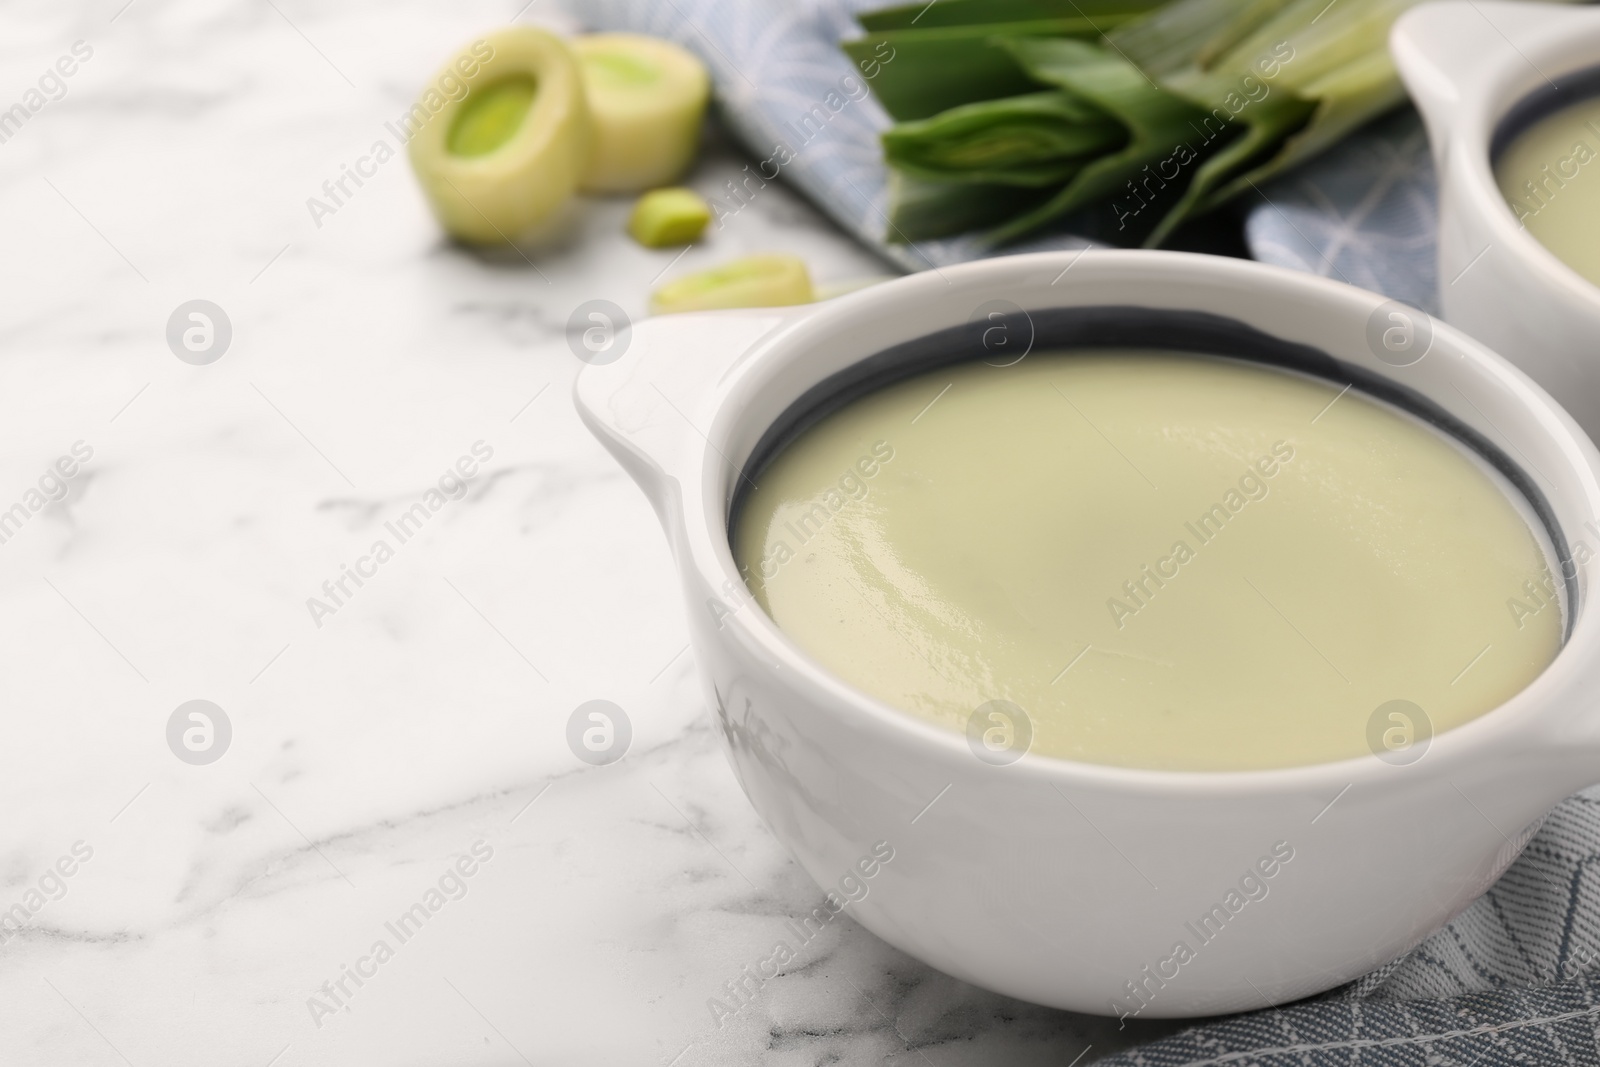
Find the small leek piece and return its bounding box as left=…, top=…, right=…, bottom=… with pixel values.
left=409, top=28, right=588, bottom=244
left=650, top=255, right=814, bottom=315
left=573, top=33, right=711, bottom=193
left=628, top=187, right=711, bottom=247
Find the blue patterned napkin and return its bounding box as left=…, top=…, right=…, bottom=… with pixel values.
left=1244, top=109, right=1441, bottom=314
left=566, top=1, right=1600, bottom=1060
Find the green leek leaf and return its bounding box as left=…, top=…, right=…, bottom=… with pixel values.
left=982, top=38, right=1228, bottom=245
left=886, top=172, right=1064, bottom=240
left=842, top=19, right=1143, bottom=120
left=882, top=92, right=1125, bottom=186
left=1139, top=92, right=1318, bottom=246
left=1108, top=0, right=1300, bottom=78
left=1197, top=49, right=1406, bottom=214
left=859, top=0, right=1166, bottom=32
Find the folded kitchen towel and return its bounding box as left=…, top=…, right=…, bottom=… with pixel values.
left=566, top=2, right=1600, bottom=1061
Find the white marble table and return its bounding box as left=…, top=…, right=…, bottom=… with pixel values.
left=0, top=2, right=1184, bottom=1063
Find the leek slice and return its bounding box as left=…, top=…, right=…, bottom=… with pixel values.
left=650, top=255, right=813, bottom=315
left=573, top=33, right=710, bottom=193
left=408, top=28, right=588, bottom=244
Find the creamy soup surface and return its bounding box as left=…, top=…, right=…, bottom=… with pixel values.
left=1497, top=94, right=1600, bottom=286
left=733, top=351, right=1563, bottom=771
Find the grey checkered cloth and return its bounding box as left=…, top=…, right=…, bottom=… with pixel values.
left=1101, top=789, right=1600, bottom=1067
left=567, top=1, right=1600, bottom=1059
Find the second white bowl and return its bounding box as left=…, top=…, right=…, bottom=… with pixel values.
left=1394, top=0, right=1600, bottom=441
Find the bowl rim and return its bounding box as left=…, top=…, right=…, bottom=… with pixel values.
left=684, top=250, right=1600, bottom=795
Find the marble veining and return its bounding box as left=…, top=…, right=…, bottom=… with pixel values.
left=0, top=1, right=1187, bottom=1063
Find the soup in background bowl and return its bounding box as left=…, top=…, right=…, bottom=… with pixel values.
left=1496, top=88, right=1600, bottom=286
left=1394, top=0, right=1600, bottom=441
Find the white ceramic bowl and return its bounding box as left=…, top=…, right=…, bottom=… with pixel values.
left=1394, top=0, right=1600, bottom=442
left=574, top=251, right=1600, bottom=1017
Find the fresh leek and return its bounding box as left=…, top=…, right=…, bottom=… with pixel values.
left=848, top=0, right=1545, bottom=248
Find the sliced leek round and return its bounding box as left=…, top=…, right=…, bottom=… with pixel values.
left=573, top=33, right=711, bottom=193
left=408, top=28, right=589, bottom=244
left=650, top=254, right=814, bottom=316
